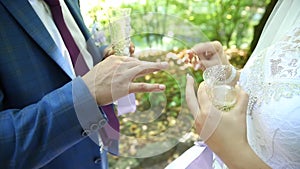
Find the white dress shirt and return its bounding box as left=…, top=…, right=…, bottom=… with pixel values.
left=28, top=0, right=94, bottom=76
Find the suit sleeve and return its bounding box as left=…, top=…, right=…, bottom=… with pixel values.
left=0, top=77, right=106, bottom=169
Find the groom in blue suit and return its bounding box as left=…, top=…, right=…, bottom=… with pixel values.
left=0, top=0, right=168, bottom=168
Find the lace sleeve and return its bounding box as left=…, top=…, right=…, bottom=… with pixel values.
left=239, top=22, right=300, bottom=169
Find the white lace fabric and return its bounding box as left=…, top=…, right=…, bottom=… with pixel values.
left=240, top=23, right=300, bottom=168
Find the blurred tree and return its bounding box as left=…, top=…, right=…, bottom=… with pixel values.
left=83, top=0, right=271, bottom=50
left=118, top=0, right=270, bottom=49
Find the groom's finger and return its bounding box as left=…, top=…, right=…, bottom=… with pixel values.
left=185, top=74, right=200, bottom=118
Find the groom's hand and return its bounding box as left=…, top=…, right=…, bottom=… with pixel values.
left=82, top=55, right=168, bottom=106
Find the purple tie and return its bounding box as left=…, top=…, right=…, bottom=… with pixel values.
left=44, top=0, right=88, bottom=76
left=44, top=0, right=120, bottom=154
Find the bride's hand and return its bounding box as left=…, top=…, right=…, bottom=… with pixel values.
left=182, top=41, right=230, bottom=70
left=185, top=74, right=253, bottom=168
left=186, top=74, right=249, bottom=141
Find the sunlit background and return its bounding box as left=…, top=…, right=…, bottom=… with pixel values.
left=79, top=0, right=271, bottom=168
left=80, top=0, right=268, bottom=54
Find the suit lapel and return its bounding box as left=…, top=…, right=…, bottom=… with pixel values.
left=0, top=0, right=74, bottom=78
left=64, top=0, right=91, bottom=40
left=64, top=0, right=103, bottom=64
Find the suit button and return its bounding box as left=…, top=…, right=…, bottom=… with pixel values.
left=81, top=129, right=90, bottom=137
left=94, top=157, right=101, bottom=164
left=90, top=123, right=99, bottom=131
left=99, top=119, right=107, bottom=127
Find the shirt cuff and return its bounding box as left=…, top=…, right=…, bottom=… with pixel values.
left=71, top=77, right=107, bottom=141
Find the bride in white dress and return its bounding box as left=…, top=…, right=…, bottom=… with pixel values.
left=184, top=0, right=300, bottom=168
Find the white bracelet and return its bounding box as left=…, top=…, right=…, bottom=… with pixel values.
left=225, top=65, right=237, bottom=83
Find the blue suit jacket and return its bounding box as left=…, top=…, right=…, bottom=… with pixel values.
left=0, top=0, right=109, bottom=168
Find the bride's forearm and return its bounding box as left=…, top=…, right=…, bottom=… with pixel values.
left=216, top=142, right=271, bottom=169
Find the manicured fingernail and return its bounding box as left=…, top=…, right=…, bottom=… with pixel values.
left=159, top=84, right=166, bottom=90
left=161, top=62, right=169, bottom=68
left=186, top=74, right=194, bottom=82
left=166, top=52, right=177, bottom=59
left=153, top=85, right=166, bottom=92
left=194, top=64, right=200, bottom=70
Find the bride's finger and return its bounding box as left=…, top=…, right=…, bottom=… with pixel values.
left=197, top=82, right=210, bottom=108
left=192, top=41, right=223, bottom=59
left=185, top=74, right=200, bottom=118
left=233, top=87, right=249, bottom=115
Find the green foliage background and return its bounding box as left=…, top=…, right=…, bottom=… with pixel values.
left=81, top=0, right=271, bottom=168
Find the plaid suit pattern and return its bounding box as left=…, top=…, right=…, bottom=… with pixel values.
left=0, top=0, right=112, bottom=168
